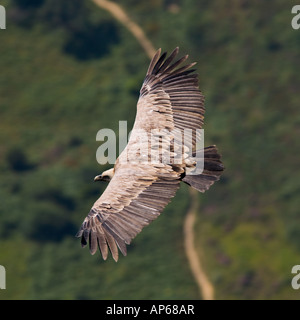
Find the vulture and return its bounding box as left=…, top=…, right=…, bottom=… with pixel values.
left=76, top=47, right=224, bottom=261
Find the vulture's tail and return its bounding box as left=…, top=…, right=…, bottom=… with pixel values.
left=182, top=145, right=224, bottom=192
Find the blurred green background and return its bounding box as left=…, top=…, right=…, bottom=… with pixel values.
left=0, top=0, right=300, bottom=300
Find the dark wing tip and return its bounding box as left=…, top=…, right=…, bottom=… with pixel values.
left=146, top=47, right=196, bottom=81
left=76, top=218, right=127, bottom=262
left=75, top=229, right=83, bottom=238
left=146, top=48, right=162, bottom=75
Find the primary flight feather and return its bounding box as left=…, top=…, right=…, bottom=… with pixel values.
left=76, top=47, right=224, bottom=261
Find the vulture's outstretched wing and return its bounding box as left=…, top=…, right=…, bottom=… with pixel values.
left=138, top=47, right=204, bottom=136
left=76, top=164, right=180, bottom=262
left=77, top=48, right=206, bottom=261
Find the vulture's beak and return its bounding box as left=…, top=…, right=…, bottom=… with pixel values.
left=94, top=175, right=102, bottom=182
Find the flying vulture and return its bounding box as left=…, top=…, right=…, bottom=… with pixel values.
left=76, top=47, right=224, bottom=261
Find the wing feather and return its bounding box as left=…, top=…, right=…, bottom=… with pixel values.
left=89, top=230, right=98, bottom=255
left=96, top=227, right=109, bottom=260
left=102, top=225, right=119, bottom=262
left=146, top=48, right=161, bottom=75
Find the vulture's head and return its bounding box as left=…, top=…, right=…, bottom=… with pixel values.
left=94, top=168, right=115, bottom=182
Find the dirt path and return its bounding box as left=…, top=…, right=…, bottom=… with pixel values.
left=91, top=0, right=215, bottom=300
left=91, top=0, right=156, bottom=59
left=184, top=189, right=214, bottom=300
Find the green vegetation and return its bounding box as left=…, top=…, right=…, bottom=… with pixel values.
left=0, top=0, right=300, bottom=299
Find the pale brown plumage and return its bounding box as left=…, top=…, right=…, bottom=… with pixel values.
left=76, top=47, right=224, bottom=261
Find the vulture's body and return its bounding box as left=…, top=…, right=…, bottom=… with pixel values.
left=76, top=48, right=224, bottom=261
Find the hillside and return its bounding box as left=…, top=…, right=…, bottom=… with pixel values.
left=0, top=0, right=300, bottom=300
